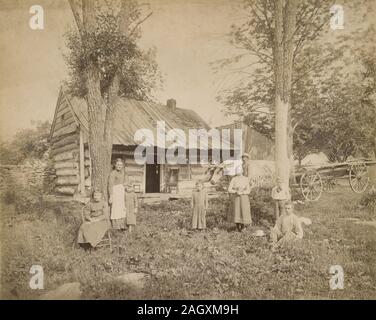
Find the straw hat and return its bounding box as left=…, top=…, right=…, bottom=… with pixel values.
left=253, top=230, right=265, bottom=237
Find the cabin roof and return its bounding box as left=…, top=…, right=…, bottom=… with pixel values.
left=50, top=87, right=223, bottom=148
left=216, top=121, right=274, bottom=160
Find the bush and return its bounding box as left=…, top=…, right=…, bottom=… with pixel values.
left=1, top=188, right=17, bottom=205
left=0, top=121, right=50, bottom=165
left=1, top=179, right=45, bottom=215
left=360, top=188, right=376, bottom=213
left=249, top=188, right=274, bottom=225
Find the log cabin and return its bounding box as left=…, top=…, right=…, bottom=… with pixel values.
left=49, top=87, right=228, bottom=198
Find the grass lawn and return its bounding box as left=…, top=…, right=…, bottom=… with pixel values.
left=1, top=186, right=375, bottom=299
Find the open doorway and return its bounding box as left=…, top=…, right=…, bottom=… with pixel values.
left=145, top=163, right=160, bottom=193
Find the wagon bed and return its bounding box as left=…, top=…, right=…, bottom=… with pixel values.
left=293, top=159, right=376, bottom=201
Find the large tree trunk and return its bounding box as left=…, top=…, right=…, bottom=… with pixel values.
left=82, top=0, right=114, bottom=198
left=288, top=121, right=296, bottom=183
left=68, top=0, right=131, bottom=198
left=273, top=0, right=297, bottom=189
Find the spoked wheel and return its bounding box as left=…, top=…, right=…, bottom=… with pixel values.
left=300, top=170, right=323, bottom=201
left=349, top=163, right=369, bottom=193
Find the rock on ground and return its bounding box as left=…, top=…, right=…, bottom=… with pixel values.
left=116, top=272, right=149, bottom=290
left=39, top=282, right=81, bottom=300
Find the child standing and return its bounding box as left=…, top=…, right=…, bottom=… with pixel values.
left=124, top=184, right=138, bottom=233
left=271, top=177, right=291, bottom=220
left=191, top=181, right=208, bottom=230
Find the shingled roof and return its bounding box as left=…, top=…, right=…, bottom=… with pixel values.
left=54, top=87, right=219, bottom=148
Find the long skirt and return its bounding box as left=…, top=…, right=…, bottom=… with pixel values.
left=192, top=207, right=206, bottom=229
left=77, top=220, right=108, bottom=247
left=127, top=211, right=136, bottom=226
left=112, top=218, right=126, bottom=229
left=230, top=194, right=252, bottom=225
left=111, top=184, right=126, bottom=229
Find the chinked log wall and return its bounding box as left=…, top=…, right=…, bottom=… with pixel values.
left=51, top=98, right=80, bottom=196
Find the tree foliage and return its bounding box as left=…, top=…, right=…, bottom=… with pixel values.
left=0, top=121, right=51, bottom=165
left=66, top=0, right=162, bottom=195
left=215, top=0, right=333, bottom=131
left=65, top=1, right=162, bottom=102
left=293, top=25, right=376, bottom=162
left=215, top=0, right=376, bottom=162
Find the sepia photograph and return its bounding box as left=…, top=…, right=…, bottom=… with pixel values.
left=0, top=0, right=375, bottom=303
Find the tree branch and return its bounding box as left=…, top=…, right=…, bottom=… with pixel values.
left=129, top=11, right=153, bottom=36
left=68, top=0, right=85, bottom=38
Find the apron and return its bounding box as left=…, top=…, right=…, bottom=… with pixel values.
left=111, top=184, right=126, bottom=220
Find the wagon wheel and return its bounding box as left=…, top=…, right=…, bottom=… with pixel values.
left=349, top=163, right=369, bottom=193
left=300, top=170, right=323, bottom=201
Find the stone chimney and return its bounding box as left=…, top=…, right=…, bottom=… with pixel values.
left=166, top=99, right=177, bottom=110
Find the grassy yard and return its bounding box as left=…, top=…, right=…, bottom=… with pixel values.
left=1, top=186, right=375, bottom=299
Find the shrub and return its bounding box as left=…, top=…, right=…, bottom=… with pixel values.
left=1, top=187, right=17, bottom=205
left=1, top=179, right=45, bottom=215
left=249, top=188, right=274, bottom=225
left=360, top=188, right=376, bottom=213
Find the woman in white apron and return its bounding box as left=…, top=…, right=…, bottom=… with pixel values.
left=108, top=158, right=126, bottom=230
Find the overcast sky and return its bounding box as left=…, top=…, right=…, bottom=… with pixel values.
left=0, top=0, right=374, bottom=140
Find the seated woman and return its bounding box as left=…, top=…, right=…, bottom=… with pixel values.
left=77, top=190, right=109, bottom=249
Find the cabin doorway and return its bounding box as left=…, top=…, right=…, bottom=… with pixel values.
left=145, top=163, right=160, bottom=193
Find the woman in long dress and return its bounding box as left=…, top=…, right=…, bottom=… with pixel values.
left=108, top=158, right=126, bottom=230
left=77, top=190, right=108, bottom=249
left=228, top=170, right=252, bottom=231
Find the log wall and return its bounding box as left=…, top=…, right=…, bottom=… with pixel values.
left=124, top=156, right=145, bottom=193
left=50, top=96, right=80, bottom=196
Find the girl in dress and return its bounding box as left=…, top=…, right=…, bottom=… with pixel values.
left=124, top=184, right=138, bottom=233
left=108, top=158, right=126, bottom=230
left=191, top=181, right=208, bottom=230
left=228, top=168, right=252, bottom=232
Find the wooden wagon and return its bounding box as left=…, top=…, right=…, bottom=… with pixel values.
left=294, top=159, right=376, bottom=201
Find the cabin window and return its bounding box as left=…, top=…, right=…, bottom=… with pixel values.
left=178, top=164, right=191, bottom=180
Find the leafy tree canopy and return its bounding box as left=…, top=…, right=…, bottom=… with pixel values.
left=214, top=0, right=376, bottom=162
left=64, top=0, right=162, bottom=102
left=0, top=121, right=51, bottom=165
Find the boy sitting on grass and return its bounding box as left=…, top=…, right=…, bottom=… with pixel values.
left=270, top=201, right=311, bottom=247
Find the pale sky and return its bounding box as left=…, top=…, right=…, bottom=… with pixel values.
left=0, top=0, right=244, bottom=140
